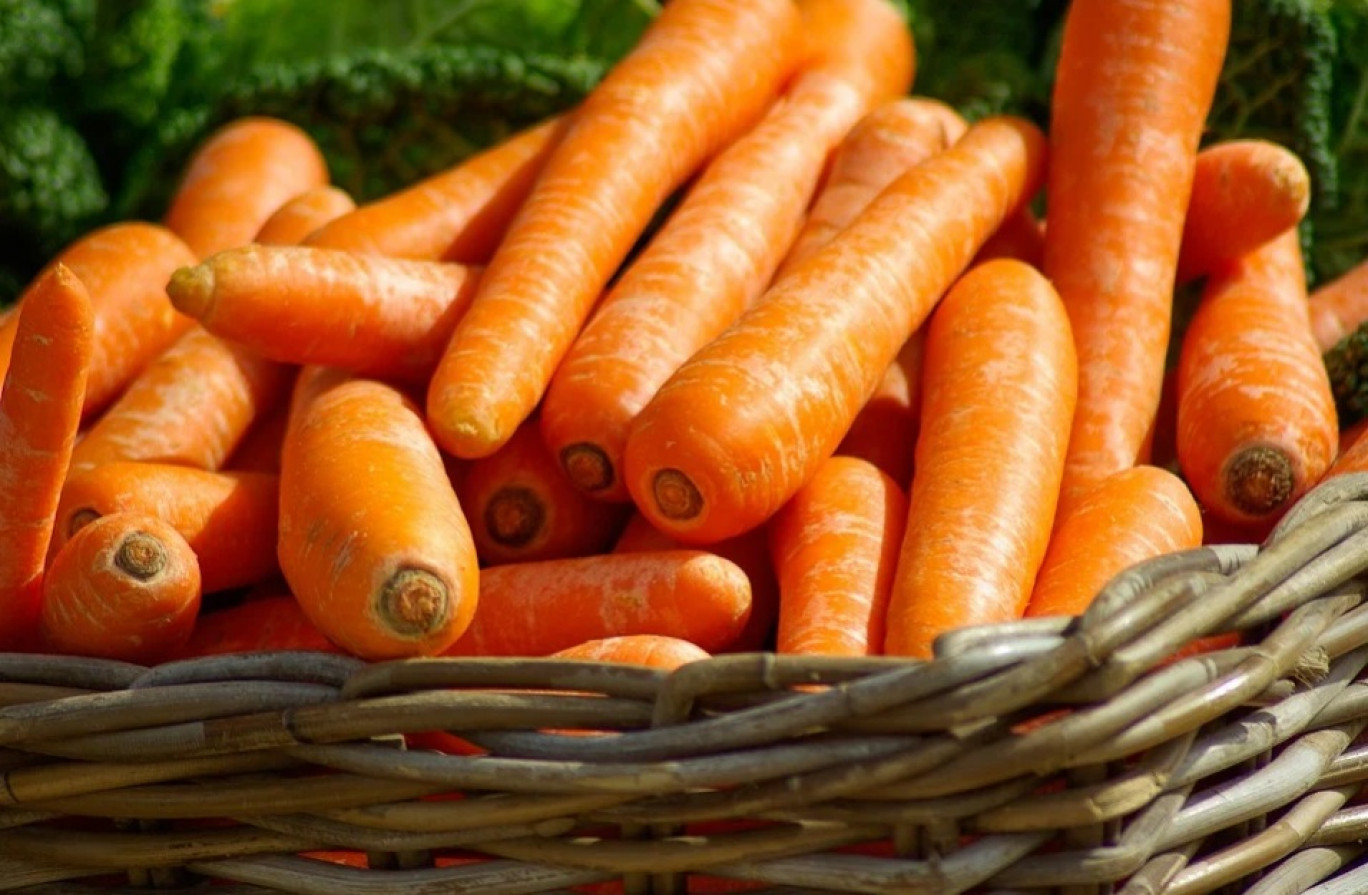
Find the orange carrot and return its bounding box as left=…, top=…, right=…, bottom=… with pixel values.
left=884, top=259, right=1077, bottom=658
left=40, top=513, right=201, bottom=664
left=445, top=551, right=752, bottom=657
left=167, top=245, right=482, bottom=385
left=1340, top=417, right=1368, bottom=460
left=973, top=206, right=1045, bottom=268
left=254, top=185, right=357, bottom=246
left=163, top=117, right=330, bottom=259
left=0, top=265, right=93, bottom=650
left=768, top=455, right=907, bottom=657
left=53, top=462, right=279, bottom=595
left=1308, top=257, right=1368, bottom=352
left=1024, top=465, right=1203, bottom=618
left=542, top=3, right=916, bottom=501
left=834, top=330, right=925, bottom=488
left=457, top=416, right=630, bottom=565
left=1043, top=0, right=1230, bottom=511
left=426, top=0, right=805, bottom=460
left=173, top=594, right=341, bottom=658
left=224, top=399, right=293, bottom=474
left=551, top=635, right=711, bottom=669
left=304, top=116, right=571, bottom=263
left=623, top=116, right=1048, bottom=544
left=1176, top=139, right=1311, bottom=284
left=279, top=369, right=479, bottom=659
left=1176, top=229, right=1338, bottom=526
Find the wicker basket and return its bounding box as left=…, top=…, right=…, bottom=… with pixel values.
left=5, top=472, right=1368, bottom=895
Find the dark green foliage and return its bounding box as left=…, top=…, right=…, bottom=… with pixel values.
left=1324, top=317, right=1368, bottom=426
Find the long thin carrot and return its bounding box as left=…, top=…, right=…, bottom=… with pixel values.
left=445, top=551, right=752, bottom=657
left=1043, top=0, right=1230, bottom=511
left=623, top=115, right=1048, bottom=544
left=304, top=116, right=571, bottom=264
left=1309, top=258, right=1368, bottom=352
left=426, top=0, right=805, bottom=460
left=173, top=594, right=341, bottom=658
left=768, top=455, right=906, bottom=657
left=163, top=117, right=330, bottom=259
left=40, top=512, right=201, bottom=663
left=552, top=635, right=711, bottom=669
left=884, top=259, right=1077, bottom=659
left=1024, top=465, right=1203, bottom=618
left=254, top=185, right=357, bottom=246
left=167, top=245, right=482, bottom=385
left=279, top=368, right=479, bottom=659
left=834, top=331, right=924, bottom=488
left=1176, top=229, right=1338, bottom=526
left=53, top=462, right=279, bottom=595
left=0, top=265, right=93, bottom=650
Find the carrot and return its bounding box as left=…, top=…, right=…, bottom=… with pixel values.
left=1043, top=0, right=1230, bottom=511
left=445, top=550, right=752, bottom=657
left=166, top=245, right=482, bottom=385
left=622, top=115, right=1048, bottom=544
left=1146, top=367, right=1182, bottom=472
left=0, top=265, right=93, bottom=650
left=884, top=259, right=1077, bottom=658
left=551, top=635, right=711, bottom=669
left=834, top=330, right=924, bottom=488
left=426, top=0, right=805, bottom=460
left=1024, top=465, right=1203, bottom=618
left=973, top=206, right=1045, bottom=268
left=456, top=416, right=630, bottom=565
left=279, top=368, right=479, bottom=659
left=1176, top=229, right=1338, bottom=526
left=40, top=512, right=201, bottom=664
left=223, top=397, right=293, bottom=474
left=1340, top=417, right=1368, bottom=459
left=68, top=325, right=293, bottom=474
left=1309, top=257, right=1368, bottom=352
left=163, top=117, right=330, bottom=259
left=173, top=594, right=341, bottom=658
left=1176, top=139, right=1311, bottom=284
left=768, top=455, right=906, bottom=657
left=253, top=185, right=357, bottom=247
left=304, top=116, right=571, bottom=263
left=542, top=5, right=917, bottom=502
left=0, top=222, right=197, bottom=420
left=52, top=462, right=279, bottom=595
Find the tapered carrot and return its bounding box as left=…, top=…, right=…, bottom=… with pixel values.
left=0, top=223, right=197, bottom=419
left=40, top=513, right=201, bottom=663
left=163, top=117, right=330, bottom=259
left=305, top=116, right=571, bottom=263
left=552, top=635, right=711, bottom=669
left=254, top=185, right=357, bottom=246
left=167, top=245, right=482, bottom=384
left=1176, top=229, right=1337, bottom=526
left=457, top=416, right=630, bottom=566
left=279, top=369, right=479, bottom=659
left=1044, top=0, right=1230, bottom=511
left=0, top=265, right=93, bottom=650
left=542, top=8, right=916, bottom=501
left=884, top=259, right=1077, bottom=658
left=1024, top=465, right=1203, bottom=618
left=224, top=399, right=292, bottom=474
left=768, top=456, right=907, bottom=657
left=973, top=206, right=1045, bottom=268
left=445, top=551, right=752, bottom=657
left=623, top=116, right=1048, bottom=544
left=173, top=594, right=342, bottom=658
left=1309, top=258, right=1368, bottom=352
left=426, top=0, right=805, bottom=460
left=835, top=331, right=924, bottom=488
left=52, top=462, right=279, bottom=595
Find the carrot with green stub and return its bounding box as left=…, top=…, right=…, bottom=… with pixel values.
left=552, top=635, right=711, bottom=669
left=835, top=331, right=924, bottom=488
left=623, top=115, right=1048, bottom=545
left=426, top=0, right=805, bottom=460
left=884, top=259, right=1077, bottom=659
left=0, top=265, right=93, bottom=650
left=1309, top=257, right=1368, bottom=352
left=254, top=185, right=357, bottom=246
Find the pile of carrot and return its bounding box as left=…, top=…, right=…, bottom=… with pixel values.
left=4, top=0, right=1365, bottom=670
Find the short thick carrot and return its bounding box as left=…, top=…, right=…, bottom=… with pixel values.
left=0, top=265, right=93, bottom=650
left=279, top=369, right=479, bottom=659
left=769, top=455, right=907, bottom=657
left=1176, top=229, right=1338, bottom=526
left=552, top=635, right=711, bottom=669
left=305, top=116, right=571, bottom=263
left=445, top=550, right=752, bottom=657
left=254, top=185, right=357, bottom=246
left=163, top=117, right=330, bottom=259
left=167, top=245, right=482, bottom=385
left=835, top=331, right=924, bottom=488
left=53, top=462, right=280, bottom=595
left=1309, top=258, right=1368, bottom=352
left=1024, top=465, right=1203, bottom=618
left=623, top=116, right=1048, bottom=544
left=426, top=0, right=805, bottom=460
left=884, top=259, right=1077, bottom=659
left=1044, top=0, right=1230, bottom=510
left=173, top=594, right=341, bottom=658
left=40, top=512, right=201, bottom=664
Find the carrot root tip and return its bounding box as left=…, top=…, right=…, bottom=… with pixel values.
left=484, top=486, right=546, bottom=548
left=652, top=469, right=703, bottom=521
left=561, top=443, right=614, bottom=493
left=1224, top=444, right=1296, bottom=518
left=377, top=568, right=450, bottom=638
left=68, top=508, right=100, bottom=539
left=115, top=533, right=169, bottom=581
left=166, top=264, right=214, bottom=320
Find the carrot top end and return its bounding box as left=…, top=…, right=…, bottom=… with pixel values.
left=1223, top=444, right=1295, bottom=519
left=165, top=264, right=215, bottom=321
left=377, top=567, right=451, bottom=638
left=653, top=468, right=704, bottom=522
left=114, top=532, right=169, bottom=582
left=484, top=486, right=546, bottom=548
left=561, top=443, right=615, bottom=493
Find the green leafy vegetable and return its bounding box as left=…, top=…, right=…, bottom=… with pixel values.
left=1323, top=316, right=1368, bottom=426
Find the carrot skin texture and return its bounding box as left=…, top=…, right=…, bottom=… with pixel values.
left=884, top=259, right=1077, bottom=659
left=174, top=593, right=341, bottom=658
left=623, top=116, right=1048, bottom=545
left=427, top=0, right=806, bottom=460
left=224, top=399, right=293, bottom=474
left=0, top=265, right=94, bottom=649
left=1044, top=0, right=1230, bottom=509
left=1309, top=258, right=1368, bottom=352
left=254, top=185, right=358, bottom=246
left=1025, top=466, right=1203, bottom=618
left=973, top=206, right=1045, bottom=268
left=835, top=331, right=924, bottom=488
left=551, top=635, right=711, bottom=669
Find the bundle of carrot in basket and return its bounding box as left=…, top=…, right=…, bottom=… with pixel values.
left=2, top=0, right=1367, bottom=672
